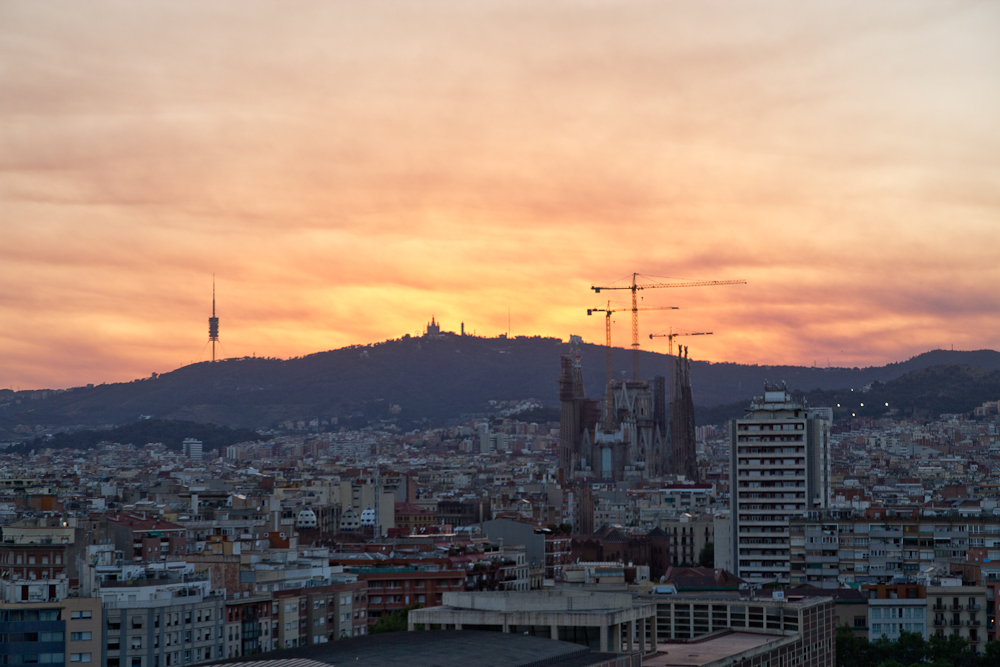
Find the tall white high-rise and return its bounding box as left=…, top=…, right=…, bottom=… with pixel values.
left=182, top=438, right=203, bottom=462
left=729, top=383, right=830, bottom=585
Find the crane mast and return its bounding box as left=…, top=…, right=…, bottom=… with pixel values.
left=592, top=273, right=745, bottom=380
left=588, top=303, right=677, bottom=388
left=650, top=329, right=713, bottom=357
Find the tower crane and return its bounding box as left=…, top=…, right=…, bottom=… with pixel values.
left=592, top=273, right=745, bottom=380
left=588, top=302, right=678, bottom=388
left=650, top=328, right=713, bottom=357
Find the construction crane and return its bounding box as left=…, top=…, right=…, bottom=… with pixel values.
left=588, top=302, right=677, bottom=388
left=650, top=329, right=713, bottom=357
left=592, top=273, right=746, bottom=380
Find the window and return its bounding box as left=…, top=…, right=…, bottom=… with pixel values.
left=71, top=611, right=93, bottom=620
left=70, top=655, right=92, bottom=663
left=71, top=632, right=93, bottom=641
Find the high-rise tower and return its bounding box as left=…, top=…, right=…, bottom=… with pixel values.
left=208, top=278, right=219, bottom=362
left=728, top=382, right=831, bottom=585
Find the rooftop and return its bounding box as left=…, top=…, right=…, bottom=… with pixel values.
left=645, top=632, right=785, bottom=667
left=208, top=629, right=612, bottom=667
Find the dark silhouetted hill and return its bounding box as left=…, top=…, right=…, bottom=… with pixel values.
left=12, top=419, right=268, bottom=455
left=696, top=363, right=1000, bottom=425
left=2, top=335, right=998, bottom=433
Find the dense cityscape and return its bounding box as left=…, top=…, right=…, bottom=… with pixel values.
left=4, top=3, right=998, bottom=667
left=1, top=319, right=1000, bottom=667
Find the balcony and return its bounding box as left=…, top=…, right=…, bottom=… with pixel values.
left=951, top=619, right=963, bottom=627
left=804, top=555, right=839, bottom=564
left=933, top=619, right=946, bottom=627
left=968, top=620, right=981, bottom=627
left=952, top=605, right=964, bottom=611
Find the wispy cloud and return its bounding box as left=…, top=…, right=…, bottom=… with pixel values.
left=1, top=0, right=998, bottom=388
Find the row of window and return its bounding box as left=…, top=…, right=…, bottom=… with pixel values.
left=872, top=607, right=924, bottom=619
left=0, top=653, right=64, bottom=664
left=871, top=623, right=920, bottom=636
left=0, top=554, right=64, bottom=564
left=0, top=609, right=62, bottom=621
left=0, top=632, right=66, bottom=643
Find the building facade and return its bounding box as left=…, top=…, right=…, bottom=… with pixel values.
left=730, top=383, right=831, bottom=584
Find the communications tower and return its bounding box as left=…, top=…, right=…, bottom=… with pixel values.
left=208, top=278, right=219, bottom=362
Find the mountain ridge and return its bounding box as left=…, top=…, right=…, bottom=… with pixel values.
left=2, top=335, right=998, bottom=434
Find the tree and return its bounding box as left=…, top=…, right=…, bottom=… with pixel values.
left=369, top=604, right=420, bottom=633
left=836, top=624, right=874, bottom=667
left=697, top=542, right=714, bottom=568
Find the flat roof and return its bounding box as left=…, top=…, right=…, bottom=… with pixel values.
left=644, top=633, right=784, bottom=667
left=208, top=630, right=611, bottom=667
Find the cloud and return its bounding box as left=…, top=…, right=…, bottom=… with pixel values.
left=1, top=0, right=999, bottom=388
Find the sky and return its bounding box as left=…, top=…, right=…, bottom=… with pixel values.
left=2, top=1, right=999, bottom=390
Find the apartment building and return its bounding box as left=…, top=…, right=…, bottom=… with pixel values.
left=0, top=597, right=103, bottom=667
left=105, top=516, right=187, bottom=563
left=791, top=510, right=1000, bottom=586
left=862, top=583, right=928, bottom=641
left=223, top=596, right=271, bottom=659
left=270, top=579, right=369, bottom=648
left=100, top=569, right=225, bottom=667
left=639, top=593, right=837, bottom=667
left=927, top=584, right=987, bottom=650
left=729, top=383, right=831, bottom=584
left=346, top=566, right=465, bottom=625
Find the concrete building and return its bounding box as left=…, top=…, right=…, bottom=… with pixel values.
left=790, top=509, right=1000, bottom=586
left=478, top=519, right=545, bottom=571
left=0, top=597, right=103, bottom=667
left=182, top=439, right=203, bottom=462
left=408, top=590, right=657, bottom=655
left=223, top=596, right=271, bottom=659
left=638, top=593, right=836, bottom=667
left=926, top=583, right=987, bottom=649
left=343, top=564, right=464, bottom=626
left=729, top=383, right=831, bottom=584
left=0, top=516, right=82, bottom=603
left=105, top=515, right=188, bottom=563
left=99, top=563, right=225, bottom=667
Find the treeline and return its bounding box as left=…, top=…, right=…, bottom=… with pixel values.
left=15, top=419, right=269, bottom=455
left=808, top=365, right=1000, bottom=421
left=695, top=364, right=1000, bottom=426
left=836, top=625, right=999, bottom=667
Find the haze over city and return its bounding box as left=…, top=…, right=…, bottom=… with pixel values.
left=2, top=0, right=999, bottom=390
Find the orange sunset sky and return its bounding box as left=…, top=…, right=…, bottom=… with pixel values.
left=2, top=1, right=999, bottom=390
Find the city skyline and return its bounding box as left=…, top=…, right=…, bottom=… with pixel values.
left=2, top=1, right=999, bottom=390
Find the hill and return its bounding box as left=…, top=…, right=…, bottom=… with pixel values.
left=2, top=334, right=999, bottom=435
left=696, top=363, right=1000, bottom=425
left=10, top=419, right=269, bottom=456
